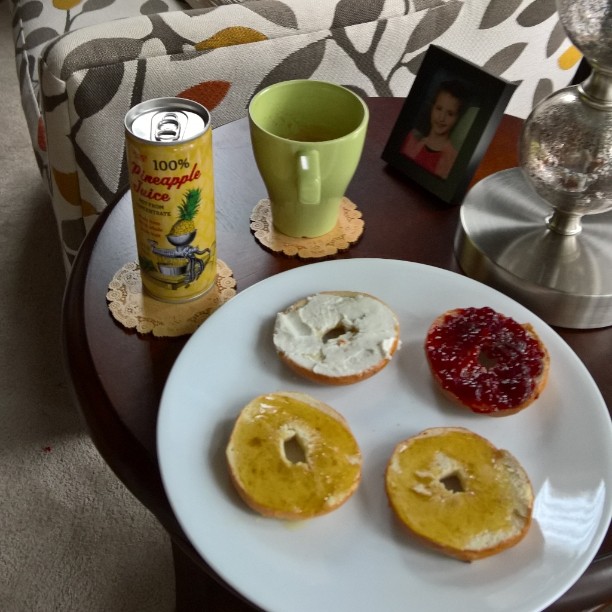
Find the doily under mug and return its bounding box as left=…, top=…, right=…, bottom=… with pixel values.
left=250, top=197, right=364, bottom=258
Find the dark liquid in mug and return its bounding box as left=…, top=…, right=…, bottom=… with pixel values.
left=282, top=125, right=343, bottom=142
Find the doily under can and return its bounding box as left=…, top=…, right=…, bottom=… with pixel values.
left=107, top=260, right=236, bottom=337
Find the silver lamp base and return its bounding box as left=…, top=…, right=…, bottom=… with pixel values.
left=455, top=168, right=612, bottom=329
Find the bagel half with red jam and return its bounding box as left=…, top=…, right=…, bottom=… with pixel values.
left=272, top=291, right=400, bottom=386
left=425, top=306, right=549, bottom=417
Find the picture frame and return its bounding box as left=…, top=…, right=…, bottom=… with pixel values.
left=381, top=45, right=517, bottom=205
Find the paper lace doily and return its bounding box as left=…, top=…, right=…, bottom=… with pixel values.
left=107, top=260, right=236, bottom=337
left=250, top=197, right=364, bottom=258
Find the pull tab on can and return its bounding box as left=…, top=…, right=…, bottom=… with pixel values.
left=127, top=99, right=206, bottom=143
left=152, top=111, right=188, bottom=141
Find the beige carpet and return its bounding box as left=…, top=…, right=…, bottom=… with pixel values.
left=0, top=3, right=174, bottom=610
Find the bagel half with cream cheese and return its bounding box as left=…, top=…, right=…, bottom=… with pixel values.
left=385, top=427, right=534, bottom=561
left=226, top=392, right=362, bottom=520
left=273, top=291, right=400, bottom=385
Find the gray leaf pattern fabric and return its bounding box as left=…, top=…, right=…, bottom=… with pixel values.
left=517, top=0, right=557, bottom=26
left=141, top=0, right=173, bottom=12
left=17, top=2, right=44, bottom=21
left=484, top=43, right=528, bottom=77
left=256, top=40, right=327, bottom=94
left=332, top=0, right=385, bottom=28
left=533, top=77, right=554, bottom=104
left=405, top=1, right=462, bottom=53
left=26, top=26, right=59, bottom=48
left=547, top=19, right=567, bottom=57
left=74, top=63, right=125, bottom=117
left=60, top=38, right=144, bottom=80
left=9, top=0, right=581, bottom=271
left=480, top=0, right=523, bottom=29
left=83, top=0, right=117, bottom=12
left=247, top=0, right=299, bottom=27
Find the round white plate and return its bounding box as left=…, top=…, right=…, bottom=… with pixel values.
left=158, top=259, right=612, bottom=612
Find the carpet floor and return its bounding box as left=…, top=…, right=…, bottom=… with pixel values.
left=0, top=2, right=175, bottom=610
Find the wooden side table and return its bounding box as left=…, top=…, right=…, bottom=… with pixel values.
left=63, top=98, right=611, bottom=611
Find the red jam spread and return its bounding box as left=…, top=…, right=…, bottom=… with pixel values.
left=425, top=307, right=546, bottom=413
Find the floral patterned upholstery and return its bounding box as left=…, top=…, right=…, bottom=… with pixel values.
left=9, top=0, right=581, bottom=271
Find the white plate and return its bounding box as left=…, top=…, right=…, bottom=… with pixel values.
left=158, top=259, right=612, bottom=612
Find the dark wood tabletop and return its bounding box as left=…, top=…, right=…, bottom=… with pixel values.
left=63, top=97, right=612, bottom=612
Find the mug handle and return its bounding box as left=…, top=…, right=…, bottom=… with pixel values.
left=297, top=150, right=321, bottom=205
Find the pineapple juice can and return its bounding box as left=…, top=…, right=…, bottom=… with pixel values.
left=124, top=97, right=216, bottom=302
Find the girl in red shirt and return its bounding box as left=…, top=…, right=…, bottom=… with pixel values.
left=400, top=80, right=467, bottom=180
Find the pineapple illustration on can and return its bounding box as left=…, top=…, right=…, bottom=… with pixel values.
left=125, top=98, right=216, bottom=302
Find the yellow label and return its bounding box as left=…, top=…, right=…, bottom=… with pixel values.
left=126, top=129, right=216, bottom=302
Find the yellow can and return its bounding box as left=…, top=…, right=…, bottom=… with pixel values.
left=125, top=98, right=216, bottom=302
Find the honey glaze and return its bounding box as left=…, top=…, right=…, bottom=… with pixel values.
left=387, top=430, right=531, bottom=551
left=230, top=394, right=361, bottom=517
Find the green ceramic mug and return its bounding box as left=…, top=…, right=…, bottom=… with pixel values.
left=248, top=80, right=369, bottom=237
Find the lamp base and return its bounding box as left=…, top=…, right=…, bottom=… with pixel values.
left=455, top=168, right=612, bottom=329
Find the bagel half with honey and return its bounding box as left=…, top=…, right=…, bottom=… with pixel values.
left=226, top=392, right=362, bottom=520
left=273, top=291, right=400, bottom=385
left=425, top=306, right=550, bottom=416
left=385, top=427, right=534, bottom=561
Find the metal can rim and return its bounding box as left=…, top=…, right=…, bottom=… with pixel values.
left=125, top=97, right=211, bottom=144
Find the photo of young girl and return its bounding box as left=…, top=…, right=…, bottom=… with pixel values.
left=382, top=45, right=517, bottom=204
left=399, top=79, right=469, bottom=180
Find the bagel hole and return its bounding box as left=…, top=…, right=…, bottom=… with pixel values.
left=477, top=349, right=497, bottom=369
left=440, top=472, right=464, bottom=493
left=322, top=324, right=357, bottom=344
left=283, top=434, right=307, bottom=464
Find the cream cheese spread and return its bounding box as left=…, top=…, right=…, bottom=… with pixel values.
left=273, top=293, right=399, bottom=378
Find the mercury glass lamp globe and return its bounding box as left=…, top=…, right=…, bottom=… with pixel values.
left=519, top=0, right=612, bottom=236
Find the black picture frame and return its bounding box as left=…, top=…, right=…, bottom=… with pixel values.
left=381, top=45, right=517, bottom=205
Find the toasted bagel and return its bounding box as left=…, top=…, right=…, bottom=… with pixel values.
left=385, top=427, right=534, bottom=561
left=425, top=306, right=549, bottom=416
left=273, top=291, right=400, bottom=385
left=226, top=392, right=362, bottom=520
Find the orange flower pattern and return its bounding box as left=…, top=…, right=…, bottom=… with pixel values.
left=52, top=0, right=81, bottom=9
